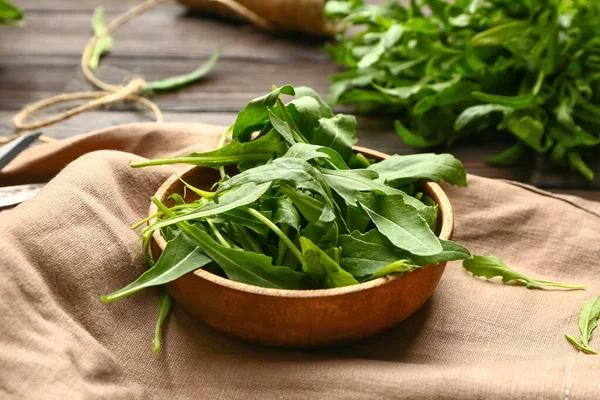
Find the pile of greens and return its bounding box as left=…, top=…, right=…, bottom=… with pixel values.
left=325, top=0, right=600, bottom=180
left=0, top=0, right=22, bottom=25
left=101, top=85, right=583, bottom=352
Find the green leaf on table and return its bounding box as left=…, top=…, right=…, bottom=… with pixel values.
left=471, top=21, right=530, bottom=47
left=215, top=158, right=336, bottom=222
left=566, top=296, right=600, bottom=355
left=131, top=129, right=286, bottom=168
left=233, top=85, right=295, bottom=142
left=88, top=7, right=113, bottom=70
left=567, top=151, right=595, bottom=181
left=143, top=47, right=221, bottom=92
left=485, top=142, right=526, bottom=166
left=503, top=112, right=552, bottom=153
left=413, top=81, right=480, bottom=116
left=367, top=153, right=467, bottom=187
left=454, top=104, right=512, bottom=131
left=472, top=92, right=535, bottom=109
left=299, top=237, right=358, bottom=288
left=0, top=0, right=23, bottom=24
left=153, top=289, right=173, bottom=354
left=355, top=192, right=442, bottom=256
left=463, top=255, right=585, bottom=290
left=101, top=231, right=213, bottom=302
left=394, top=120, right=446, bottom=148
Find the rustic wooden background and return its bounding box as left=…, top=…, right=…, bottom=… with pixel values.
left=1, top=0, right=599, bottom=200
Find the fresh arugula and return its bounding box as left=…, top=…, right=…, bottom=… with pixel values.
left=0, top=0, right=23, bottom=26
left=566, top=296, right=600, bottom=355
left=463, top=255, right=584, bottom=290
left=326, top=0, right=600, bottom=179
left=102, top=85, right=582, bottom=351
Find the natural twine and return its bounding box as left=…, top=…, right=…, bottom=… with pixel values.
left=9, top=0, right=325, bottom=145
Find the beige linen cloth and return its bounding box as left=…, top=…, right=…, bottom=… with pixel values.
left=1, top=122, right=600, bottom=399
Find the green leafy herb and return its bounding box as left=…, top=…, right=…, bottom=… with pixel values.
left=143, top=47, right=222, bottom=92
left=326, top=0, right=600, bottom=179
left=0, top=0, right=23, bottom=26
left=103, top=85, right=575, bottom=351
left=101, top=231, right=212, bottom=302
left=463, top=255, right=584, bottom=290
left=566, top=296, right=600, bottom=355
left=89, top=7, right=113, bottom=70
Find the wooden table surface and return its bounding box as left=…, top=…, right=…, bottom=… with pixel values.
left=1, top=0, right=599, bottom=201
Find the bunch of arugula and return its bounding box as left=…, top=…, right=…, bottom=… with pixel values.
left=325, top=0, right=600, bottom=180
left=0, top=0, right=22, bottom=26
left=101, top=85, right=583, bottom=352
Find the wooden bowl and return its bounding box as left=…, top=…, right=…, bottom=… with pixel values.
left=149, top=146, right=454, bottom=347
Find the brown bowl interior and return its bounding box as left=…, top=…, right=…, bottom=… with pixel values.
left=149, top=146, right=454, bottom=347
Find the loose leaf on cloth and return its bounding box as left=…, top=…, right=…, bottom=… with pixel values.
left=463, top=255, right=585, bottom=290
left=565, top=296, right=600, bottom=355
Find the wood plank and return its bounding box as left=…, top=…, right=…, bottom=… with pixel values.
left=0, top=54, right=337, bottom=110
left=0, top=7, right=331, bottom=61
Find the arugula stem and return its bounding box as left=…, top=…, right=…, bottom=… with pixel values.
left=239, top=225, right=264, bottom=254
left=132, top=204, right=197, bottom=229
left=246, top=208, right=303, bottom=264
left=355, top=153, right=371, bottom=168
left=275, top=225, right=290, bottom=265
left=177, top=174, right=215, bottom=199
left=207, top=219, right=230, bottom=248
left=530, top=280, right=585, bottom=290
left=565, top=333, right=598, bottom=354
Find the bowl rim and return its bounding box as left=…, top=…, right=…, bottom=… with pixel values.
left=149, top=145, right=454, bottom=299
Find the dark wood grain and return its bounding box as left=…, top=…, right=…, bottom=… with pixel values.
left=0, top=0, right=599, bottom=200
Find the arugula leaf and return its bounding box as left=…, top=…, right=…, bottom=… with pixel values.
left=272, top=197, right=300, bottom=231
left=88, top=7, right=113, bottom=70
left=367, top=153, right=467, bottom=187
left=463, top=255, right=585, bottom=290
left=283, top=143, right=349, bottom=170
left=101, top=231, right=213, bottom=302
left=299, top=237, right=358, bottom=288
left=368, top=260, right=416, bottom=280
left=356, top=192, right=442, bottom=256
left=143, top=47, right=221, bottom=92
left=144, top=182, right=272, bottom=235
left=311, top=114, right=358, bottom=161
left=566, top=296, right=600, bottom=355
left=0, top=0, right=22, bottom=24
left=233, top=85, right=295, bottom=142
left=215, top=158, right=336, bottom=222
left=131, top=129, right=286, bottom=168
left=325, top=1, right=600, bottom=179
